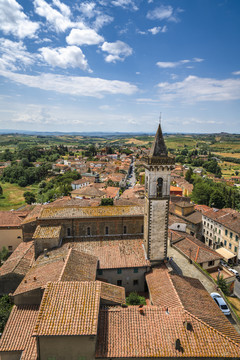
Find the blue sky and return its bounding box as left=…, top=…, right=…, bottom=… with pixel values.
left=0, top=0, right=240, bottom=133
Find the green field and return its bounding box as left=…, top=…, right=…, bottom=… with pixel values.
left=0, top=183, right=38, bottom=210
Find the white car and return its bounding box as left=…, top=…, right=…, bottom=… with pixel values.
left=210, top=293, right=231, bottom=316
left=229, top=268, right=239, bottom=276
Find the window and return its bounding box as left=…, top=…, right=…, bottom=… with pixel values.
left=210, top=225, right=213, bottom=229
left=87, top=227, right=90, bottom=236
left=17, top=236, right=21, bottom=239
left=208, top=261, right=215, bottom=266
left=117, top=280, right=122, bottom=286
left=156, top=178, right=163, bottom=197
left=235, top=246, right=238, bottom=253
left=210, top=233, right=212, bottom=237
left=224, top=240, right=227, bottom=246
left=141, top=225, right=144, bottom=233
left=214, top=236, right=216, bottom=240
left=8, top=245, right=13, bottom=251
left=225, top=229, right=228, bottom=236
left=203, top=229, right=205, bottom=233
left=229, top=243, right=232, bottom=249
left=215, top=228, right=217, bottom=232
left=134, top=268, right=138, bottom=273
left=204, top=221, right=206, bottom=225
left=219, top=229, right=221, bottom=235
left=67, top=228, right=71, bottom=236
left=236, top=235, right=239, bottom=242
left=105, top=226, right=109, bottom=235
left=207, top=231, right=209, bottom=235
left=218, top=238, right=220, bottom=243
left=133, top=280, right=139, bottom=286
left=123, top=225, right=127, bottom=234
left=97, top=269, right=103, bottom=275
left=117, top=268, right=122, bottom=274
left=230, top=232, right=233, bottom=239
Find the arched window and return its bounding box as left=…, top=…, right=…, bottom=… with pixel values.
left=157, top=178, right=163, bottom=197
left=105, top=226, right=109, bottom=235
left=123, top=225, right=127, bottom=234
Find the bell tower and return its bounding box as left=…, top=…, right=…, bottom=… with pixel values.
left=144, top=124, right=175, bottom=264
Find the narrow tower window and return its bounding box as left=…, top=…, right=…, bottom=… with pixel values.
left=123, top=226, right=127, bottom=234
left=157, top=178, right=163, bottom=197
left=105, top=226, right=109, bottom=235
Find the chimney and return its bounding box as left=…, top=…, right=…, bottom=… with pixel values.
left=139, top=305, right=144, bottom=315
left=183, top=321, right=193, bottom=331
left=175, top=339, right=181, bottom=351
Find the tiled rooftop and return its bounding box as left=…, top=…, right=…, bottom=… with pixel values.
left=0, top=241, right=34, bottom=277
left=145, top=264, right=182, bottom=308
left=13, top=248, right=97, bottom=296
left=96, top=306, right=240, bottom=358
left=40, top=205, right=144, bottom=219
left=170, top=230, right=222, bottom=263
left=146, top=265, right=240, bottom=345
left=33, top=281, right=101, bottom=336
left=64, top=239, right=150, bottom=269
left=0, top=305, right=39, bottom=359
left=21, top=205, right=43, bottom=224
left=0, top=210, right=28, bottom=227
left=204, top=208, right=240, bottom=234
left=100, top=282, right=125, bottom=304
left=32, top=225, right=62, bottom=239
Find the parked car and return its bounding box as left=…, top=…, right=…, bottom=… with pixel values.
left=210, top=293, right=231, bottom=315
left=229, top=268, right=239, bottom=276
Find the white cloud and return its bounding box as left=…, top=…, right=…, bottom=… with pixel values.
left=99, top=105, right=114, bottom=111
left=111, top=0, right=138, bottom=11
left=0, top=70, right=138, bottom=98
left=39, top=46, right=91, bottom=71
left=148, top=26, right=167, bottom=35
left=156, top=58, right=203, bottom=68
left=147, top=5, right=182, bottom=22
left=66, top=28, right=104, bottom=46
left=101, top=40, right=132, bottom=63
left=0, top=0, right=39, bottom=38
left=93, top=14, right=114, bottom=30
left=0, top=38, right=34, bottom=71
left=33, top=0, right=73, bottom=32
left=157, top=75, right=240, bottom=103
left=78, top=2, right=96, bottom=18
left=232, top=71, right=240, bottom=76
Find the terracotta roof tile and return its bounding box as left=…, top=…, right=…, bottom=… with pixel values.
left=0, top=241, right=34, bottom=277
left=13, top=248, right=97, bottom=296
left=100, top=282, right=125, bottom=304
left=96, top=306, right=240, bottom=358
left=40, top=205, right=143, bottom=219
left=33, top=281, right=101, bottom=336
left=32, top=225, right=62, bottom=239
left=0, top=210, right=28, bottom=227
left=145, top=264, right=182, bottom=308
left=171, top=274, right=240, bottom=344
left=64, top=239, right=150, bottom=269
left=21, top=205, right=43, bottom=224
left=171, top=231, right=222, bottom=263
left=204, top=208, right=240, bottom=234
left=0, top=305, right=39, bottom=359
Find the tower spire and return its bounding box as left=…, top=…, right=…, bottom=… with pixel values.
left=149, top=122, right=167, bottom=157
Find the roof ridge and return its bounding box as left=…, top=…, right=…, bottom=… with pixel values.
left=194, top=246, right=200, bottom=262
left=166, top=271, right=184, bottom=309
left=184, top=235, right=221, bottom=256
left=185, top=309, right=240, bottom=347
left=33, top=282, right=52, bottom=336
left=58, top=248, right=72, bottom=281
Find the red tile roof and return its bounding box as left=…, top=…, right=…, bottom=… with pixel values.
left=33, top=281, right=101, bottom=336
left=0, top=241, right=34, bottom=277
left=204, top=208, right=240, bottom=234
left=100, top=282, right=125, bottom=305
left=0, top=210, right=28, bottom=227
left=145, top=264, right=182, bottom=308
left=96, top=306, right=240, bottom=358
left=64, top=239, right=150, bottom=269
left=13, top=248, right=97, bottom=296
left=170, top=230, right=222, bottom=263
left=0, top=305, right=39, bottom=359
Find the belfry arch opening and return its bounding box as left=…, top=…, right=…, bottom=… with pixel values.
left=157, top=178, right=163, bottom=197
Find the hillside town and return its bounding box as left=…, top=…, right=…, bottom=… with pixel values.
left=0, top=126, right=240, bottom=359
